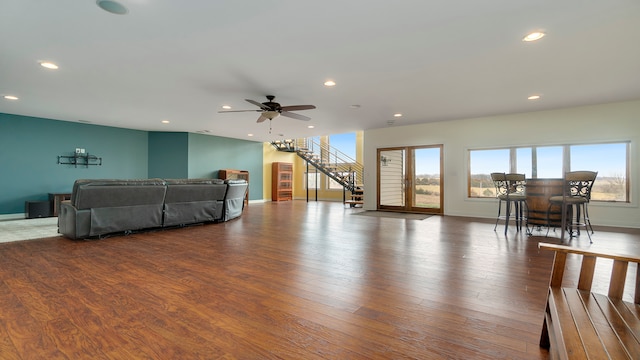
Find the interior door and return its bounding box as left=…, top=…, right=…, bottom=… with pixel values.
left=378, top=145, right=443, bottom=214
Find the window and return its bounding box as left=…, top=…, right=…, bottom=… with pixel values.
left=325, top=132, right=358, bottom=190
left=468, top=142, right=630, bottom=202
left=328, top=172, right=357, bottom=190
left=535, top=146, right=563, bottom=178
left=304, top=172, right=320, bottom=189
left=469, top=149, right=508, bottom=198
left=329, top=132, right=356, bottom=160
left=571, top=143, right=628, bottom=201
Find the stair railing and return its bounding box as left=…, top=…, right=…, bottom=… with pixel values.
left=293, top=138, right=363, bottom=192
left=270, top=137, right=364, bottom=194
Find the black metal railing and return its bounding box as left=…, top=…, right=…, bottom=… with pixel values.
left=271, top=138, right=364, bottom=192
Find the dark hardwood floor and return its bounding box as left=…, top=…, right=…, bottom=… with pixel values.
left=1, top=201, right=639, bottom=359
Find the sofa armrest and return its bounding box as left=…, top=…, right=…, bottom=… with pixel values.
left=58, top=201, right=91, bottom=239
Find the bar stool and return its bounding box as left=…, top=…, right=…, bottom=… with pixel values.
left=491, top=173, right=527, bottom=234
left=547, top=171, right=597, bottom=242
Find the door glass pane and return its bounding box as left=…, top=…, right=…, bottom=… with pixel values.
left=379, top=149, right=405, bottom=207
left=413, top=147, right=440, bottom=209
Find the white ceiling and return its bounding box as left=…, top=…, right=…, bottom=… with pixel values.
left=2, top=1, right=639, bottom=143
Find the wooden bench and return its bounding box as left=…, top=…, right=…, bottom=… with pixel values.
left=539, top=243, right=640, bottom=359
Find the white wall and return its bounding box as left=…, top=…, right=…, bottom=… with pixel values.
left=364, top=100, right=640, bottom=228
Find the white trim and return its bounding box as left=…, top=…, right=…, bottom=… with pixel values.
left=0, top=213, right=26, bottom=221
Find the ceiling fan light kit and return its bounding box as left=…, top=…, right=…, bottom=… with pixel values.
left=219, top=95, right=317, bottom=131
left=96, top=0, right=128, bottom=15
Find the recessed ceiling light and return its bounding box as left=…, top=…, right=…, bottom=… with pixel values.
left=3, top=95, right=19, bottom=100
left=96, top=0, right=128, bottom=15
left=222, top=105, right=231, bottom=110
left=161, top=120, right=170, bottom=124
left=528, top=95, right=541, bottom=100
left=324, top=80, right=336, bottom=87
left=523, top=31, right=545, bottom=42
left=40, top=62, right=59, bottom=70
left=307, top=125, right=315, bottom=129
left=248, top=133, right=254, bottom=137
left=394, top=113, right=403, bottom=117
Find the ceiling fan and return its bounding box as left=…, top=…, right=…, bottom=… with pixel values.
left=218, top=95, right=316, bottom=123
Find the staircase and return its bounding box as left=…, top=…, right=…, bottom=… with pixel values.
left=271, top=138, right=364, bottom=207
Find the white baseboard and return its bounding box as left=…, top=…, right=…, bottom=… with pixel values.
left=0, top=213, right=26, bottom=221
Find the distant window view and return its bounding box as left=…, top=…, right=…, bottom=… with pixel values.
left=304, top=172, right=320, bottom=189
left=327, top=133, right=357, bottom=190
left=329, top=132, right=356, bottom=160
left=469, top=142, right=629, bottom=202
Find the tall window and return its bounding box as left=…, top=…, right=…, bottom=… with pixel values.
left=326, top=132, right=357, bottom=190
left=329, top=132, right=356, bottom=160
left=468, top=142, right=630, bottom=202
left=304, top=171, right=320, bottom=189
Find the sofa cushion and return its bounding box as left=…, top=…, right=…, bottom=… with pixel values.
left=73, top=179, right=166, bottom=210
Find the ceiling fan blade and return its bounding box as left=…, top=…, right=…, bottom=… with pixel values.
left=256, top=114, right=269, bottom=123
left=245, top=99, right=270, bottom=110
left=280, top=111, right=311, bottom=121
left=218, top=109, right=261, bottom=113
left=280, top=105, right=316, bottom=112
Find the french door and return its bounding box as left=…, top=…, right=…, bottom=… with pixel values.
left=377, top=145, right=443, bottom=214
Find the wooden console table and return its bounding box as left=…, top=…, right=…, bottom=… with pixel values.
left=218, top=169, right=249, bottom=206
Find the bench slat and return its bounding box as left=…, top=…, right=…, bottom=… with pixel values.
left=581, top=291, right=633, bottom=359
left=548, top=287, right=588, bottom=358
left=563, top=289, right=612, bottom=358
left=550, top=251, right=568, bottom=288
left=609, top=260, right=630, bottom=299
left=577, top=255, right=596, bottom=292
left=593, top=293, right=640, bottom=359
left=539, top=243, right=640, bottom=264
left=620, top=301, right=640, bottom=337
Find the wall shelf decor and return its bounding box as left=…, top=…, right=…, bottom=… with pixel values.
left=57, top=152, right=102, bottom=167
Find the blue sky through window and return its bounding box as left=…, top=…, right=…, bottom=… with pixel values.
left=470, top=143, right=627, bottom=178
left=329, top=133, right=356, bottom=160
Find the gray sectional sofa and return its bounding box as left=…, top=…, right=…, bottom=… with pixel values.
left=58, top=178, right=248, bottom=239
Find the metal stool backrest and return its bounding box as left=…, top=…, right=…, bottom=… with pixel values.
left=491, top=172, right=526, bottom=199
left=505, top=173, right=526, bottom=196
left=490, top=172, right=508, bottom=197
left=565, top=171, right=598, bottom=200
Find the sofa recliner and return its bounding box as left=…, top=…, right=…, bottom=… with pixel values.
left=223, top=179, right=249, bottom=222
left=58, top=178, right=248, bottom=239
left=163, top=178, right=227, bottom=227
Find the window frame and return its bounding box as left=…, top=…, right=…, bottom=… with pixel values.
left=467, top=141, right=630, bottom=203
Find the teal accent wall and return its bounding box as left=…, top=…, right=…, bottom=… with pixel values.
left=148, top=132, right=189, bottom=178
left=0, top=113, right=265, bottom=215
left=0, top=113, right=148, bottom=214
left=188, top=133, right=264, bottom=200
